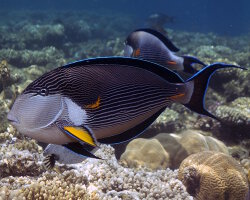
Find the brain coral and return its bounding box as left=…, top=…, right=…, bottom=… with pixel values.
left=120, top=138, right=170, bottom=170
left=178, top=151, right=249, bottom=200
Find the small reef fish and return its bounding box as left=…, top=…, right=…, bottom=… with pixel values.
left=146, top=13, right=174, bottom=34
left=7, top=57, right=245, bottom=159
left=43, top=144, right=88, bottom=169
left=124, top=28, right=205, bottom=74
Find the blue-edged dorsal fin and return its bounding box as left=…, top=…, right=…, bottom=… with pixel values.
left=135, top=28, right=180, bottom=52
left=63, top=142, right=101, bottom=159
left=98, top=107, right=166, bottom=145
left=184, top=63, right=246, bottom=120
left=63, top=57, right=184, bottom=83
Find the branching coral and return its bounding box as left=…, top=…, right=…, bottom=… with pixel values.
left=0, top=145, right=192, bottom=200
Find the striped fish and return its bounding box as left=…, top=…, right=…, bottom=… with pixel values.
left=124, top=28, right=206, bottom=74
left=7, top=57, right=245, bottom=159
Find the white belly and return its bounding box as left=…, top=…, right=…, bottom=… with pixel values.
left=20, top=125, right=75, bottom=144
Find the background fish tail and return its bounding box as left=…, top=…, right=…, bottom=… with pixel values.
left=184, top=63, right=246, bottom=120
left=182, top=55, right=205, bottom=74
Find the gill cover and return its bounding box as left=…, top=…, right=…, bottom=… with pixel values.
left=10, top=93, right=63, bottom=130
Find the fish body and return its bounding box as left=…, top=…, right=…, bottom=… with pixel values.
left=7, top=57, right=245, bottom=159
left=124, top=29, right=205, bottom=74
left=8, top=58, right=188, bottom=144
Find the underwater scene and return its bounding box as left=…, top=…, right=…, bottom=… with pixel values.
left=0, top=0, right=249, bottom=199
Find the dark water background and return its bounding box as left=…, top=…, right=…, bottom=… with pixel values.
left=0, top=0, right=249, bottom=36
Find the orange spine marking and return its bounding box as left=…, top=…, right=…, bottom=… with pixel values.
left=86, top=96, right=101, bottom=109
left=169, top=93, right=185, bottom=100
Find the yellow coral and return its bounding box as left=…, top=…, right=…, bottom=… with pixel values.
left=178, top=151, right=249, bottom=200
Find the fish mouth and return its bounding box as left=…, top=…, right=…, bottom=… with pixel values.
left=7, top=113, right=19, bottom=125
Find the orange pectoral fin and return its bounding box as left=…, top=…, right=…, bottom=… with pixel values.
left=133, top=48, right=140, bottom=57
left=167, top=61, right=177, bottom=65
left=169, top=93, right=185, bottom=101
left=86, top=96, right=101, bottom=109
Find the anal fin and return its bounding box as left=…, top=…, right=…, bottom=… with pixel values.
left=63, top=142, right=101, bottom=159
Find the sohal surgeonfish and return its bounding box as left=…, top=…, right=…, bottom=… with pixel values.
left=7, top=57, right=245, bottom=159
left=146, top=13, right=174, bottom=34
left=124, top=28, right=205, bottom=74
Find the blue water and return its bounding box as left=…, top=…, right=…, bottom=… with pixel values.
left=0, top=0, right=249, bottom=36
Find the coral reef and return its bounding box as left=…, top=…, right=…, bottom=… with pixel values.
left=149, top=107, right=181, bottom=133
left=178, top=151, right=249, bottom=200
left=20, top=23, right=65, bottom=49
left=216, top=97, right=250, bottom=126
left=0, top=47, right=65, bottom=68
left=0, top=9, right=249, bottom=200
left=121, top=130, right=229, bottom=169
left=228, top=145, right=249, bottom=160
left=156, top=130, right=229, bottom=169
left=120, top=138, right=170, bottom=170
left=0, top=148, right=43, bottom=179
left=214, top=97, right=250, bottom=140
left=0, top=145, right=193, bottom=200
left=241, top=159, right=250, bottom=183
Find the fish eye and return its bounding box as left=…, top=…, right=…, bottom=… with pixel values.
left=39, top=88, right=49, bottom=96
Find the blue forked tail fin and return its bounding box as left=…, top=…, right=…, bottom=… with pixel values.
left=184, top=63, right=246, bottom=120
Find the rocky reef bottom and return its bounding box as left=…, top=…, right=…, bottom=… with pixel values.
left=0, top=124, right=249, bottom=199
left=0, top=10, right=249, bottom=200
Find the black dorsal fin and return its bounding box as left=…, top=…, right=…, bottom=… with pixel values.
left=98, top=107, right=166, bottom=145
left=63, top=57, right=184, bottom=83
left=135, top=28, right=180, bottom=52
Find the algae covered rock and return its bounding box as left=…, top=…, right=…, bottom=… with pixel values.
left=215, top=97, right=250, bottom=139
left=155, top=130, right=229, bottom=169
left=216, top=97, right=250, bottom=126
left=0, top=47, right=65, bottom=67
left=149, top=107, right=181, bottom=133
left=120, top=130, right=228, bottom=170
left=178, top=151, right=249, bottom=200
left=20, top=23, right=65, bottom=48
left=0, top=147, right=44, bottom=178
left=120, top=138, right=170, bottom=170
